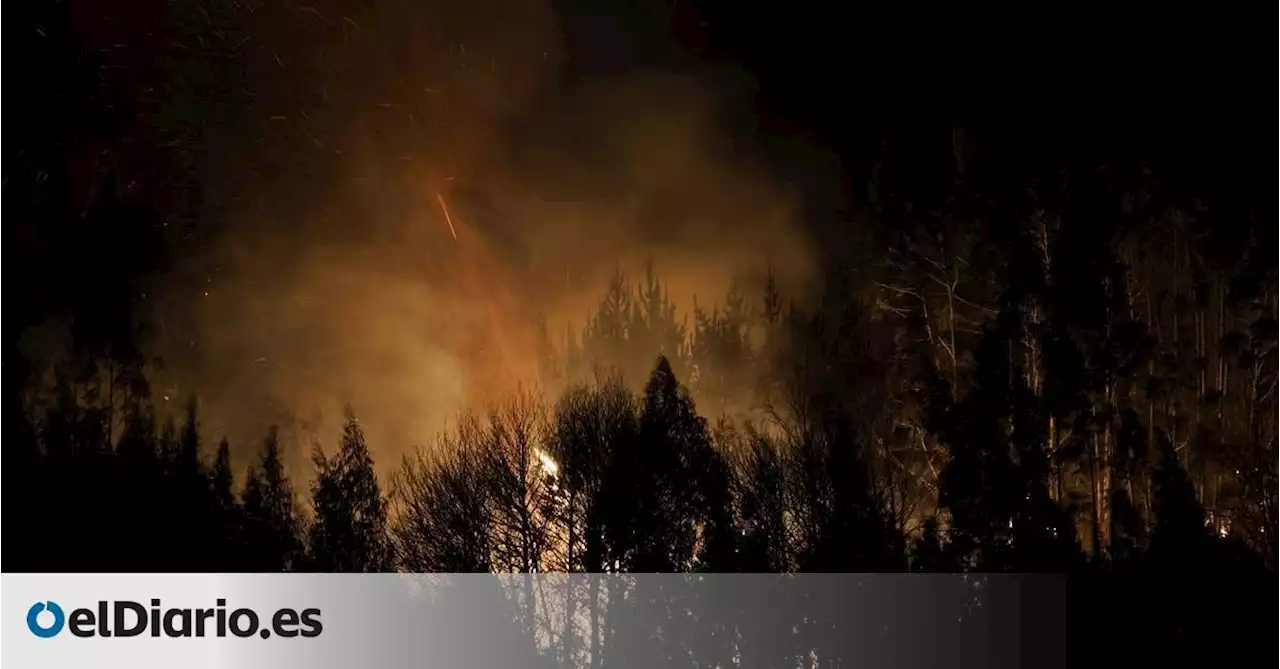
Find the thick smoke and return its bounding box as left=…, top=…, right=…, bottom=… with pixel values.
left=133, top=0, right=818, bottom=474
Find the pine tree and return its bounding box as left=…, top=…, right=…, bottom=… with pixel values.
left=308, top=408, right=392, bottom=572
left=178, top=397, right=202, bottom=478
left=172, top=397, right=214, bottom=568
left=619, top=356, right=698, bottom=571
left=600, top=356, right=733, bottom=572
left=211, top=437, right=240, bottom=565
left=242, top=426, right=302, bottom=571
left=212, top=438, right=235, bottom=513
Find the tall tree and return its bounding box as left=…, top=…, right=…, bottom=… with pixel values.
left=210, top=437, right=241, bottom=563
left=727, top=424, right=790, bottom=572
left=548, top=380, right=632, bottom=572
left=242, top=426, right=303, bottom=571
left=308, top=408, right=393, bottom=572
left=479, top=392, right=555, bottom=575
left=394, top=417, right=494, bottom=573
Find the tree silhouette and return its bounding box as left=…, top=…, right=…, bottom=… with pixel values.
left=394, top=417, right=495, bottom=572
left=547, top=378, right=638, bottom=573
left=212, top=438, right=236, bottom=516
left=210, top=437, right=241, bottom=566
left=598, top=356, right=715, bottom=572
left=1147, top=432, right=1215, bottom=570
left=6, top=110, right=1276, bottom=669
left=727, top=424, right=790, bottom=572
left=309, top=408, right=393, bottom=572
left=242, top=426, right=303, bottom=571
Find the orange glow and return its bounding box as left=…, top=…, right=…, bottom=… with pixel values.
left=426, top=187, right=542, bottom=409
left=435, top=193, right=459, bottom=241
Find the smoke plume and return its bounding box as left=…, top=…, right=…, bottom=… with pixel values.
left=103, top=0, right=818, bottom=473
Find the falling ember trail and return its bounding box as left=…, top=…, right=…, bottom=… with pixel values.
left=435, top=192, right=459, bottom=241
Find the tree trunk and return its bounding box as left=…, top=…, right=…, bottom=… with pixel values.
left=1088, top=431, right=1102, bottom=557
left=590, top=573, right=601, bottom=669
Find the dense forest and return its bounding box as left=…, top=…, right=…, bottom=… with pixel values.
left=6, top=0, right=1275, bottom=665
left=22, top=151, right=1280, bottom=575
left=7, top=139, right=1276, bottom=665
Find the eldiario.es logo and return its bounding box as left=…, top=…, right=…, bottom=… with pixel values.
left=27, top=599, right=322, bottom=639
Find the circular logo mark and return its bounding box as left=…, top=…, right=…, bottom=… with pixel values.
left=27, top=601, right=66, bottom=638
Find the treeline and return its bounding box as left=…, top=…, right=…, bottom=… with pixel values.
left=6, top=351, right=1273, bottom=666
left=10, top=149, right=1276, bottom=574
left=11, top=356, right=885, bottom=573
left=11, top=348, right=1270, bottom=574
left=530, top=155, right=1279, bottom=571
left=7, top=0, right=1271, bottom=576
left=6, top=141, right=1276, bottom=665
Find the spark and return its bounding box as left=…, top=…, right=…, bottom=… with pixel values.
left=296, top=6, right=334, bottom=25
left=435, top=193, right=458, bottom=241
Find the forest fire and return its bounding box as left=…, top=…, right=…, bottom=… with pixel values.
left=8, top=2, right=1274, bottom=667
left=423, top=188, right=544, bottom=409
left=535, top=447, right=560, bottom=476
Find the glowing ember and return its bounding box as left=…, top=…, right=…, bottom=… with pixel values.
left=435, top=192, right=459, bottom=241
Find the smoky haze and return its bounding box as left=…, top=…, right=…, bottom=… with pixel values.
left=130, top=0, right=818, bottom=474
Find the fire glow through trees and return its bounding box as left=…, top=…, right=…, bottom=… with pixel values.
left=12, top=1, right=1280, bottom=644
left=53, top=0, right=820, bottom=461
left=8, top=6, right=1275, bottom=663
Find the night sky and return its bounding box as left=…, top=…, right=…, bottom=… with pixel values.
left=7, top=1, right=1274, bottom=460
left=10, top=2, right=1271, bottom=341
left=5, top=7, right=1277, bottom=662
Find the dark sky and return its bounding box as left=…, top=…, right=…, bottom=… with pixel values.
left=7, top=0, right=1272, bottom=371
left=546, top=2, right=1272, bottom=237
